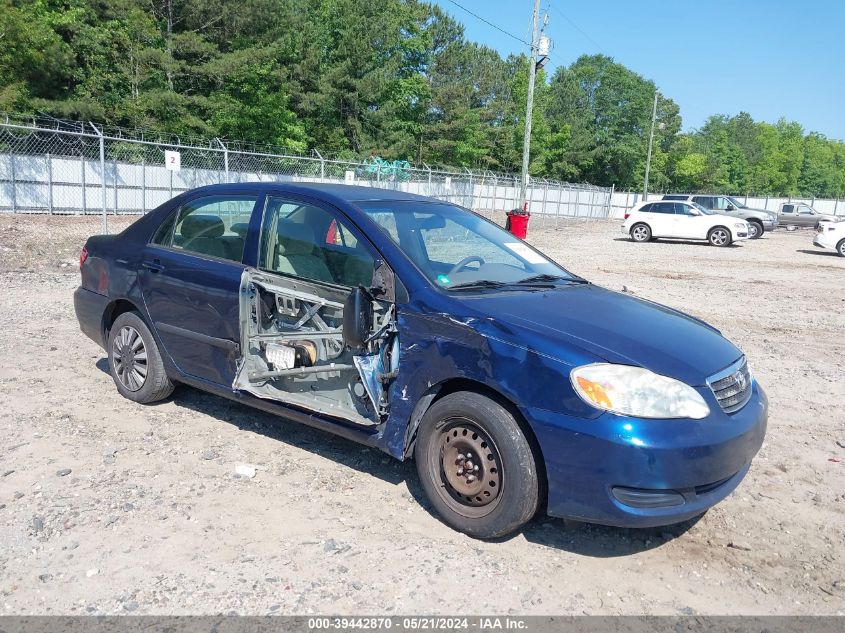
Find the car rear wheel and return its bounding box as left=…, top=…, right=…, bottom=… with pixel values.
left=108, top=311, right=174, bottom=404
left=747, top=221, right=763, bottom=239
left=708, top=227, right=732, bottom=247
left=837, top=239, right=845, bottom=257
left=414, top=391, right=540, bottom=539
left=630, top=223, right=651, bottom=243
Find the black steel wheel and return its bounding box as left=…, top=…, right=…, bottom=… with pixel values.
left=415, top=392, right=539, bottom=539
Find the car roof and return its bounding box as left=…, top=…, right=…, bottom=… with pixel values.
left=182, top=182, right=435, bottom=203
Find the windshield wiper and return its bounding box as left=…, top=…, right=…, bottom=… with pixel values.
left=447, top=279, right=509, bottom=291
left=514, top=274, right=589, bottom=286
left=448, top=275, right=589, bottom=291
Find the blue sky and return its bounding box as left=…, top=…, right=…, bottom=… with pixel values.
left=431, top=0, right=845, bottom=140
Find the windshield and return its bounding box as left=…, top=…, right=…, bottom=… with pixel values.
left=726, top=196, right=747, bottom=209
left=358, top=201, right=577, bottom=290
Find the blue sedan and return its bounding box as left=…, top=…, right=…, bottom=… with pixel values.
left=74, top=183, right=767, bottom=538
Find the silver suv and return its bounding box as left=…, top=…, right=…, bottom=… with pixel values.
left=663, top=195, right=777, bottom=239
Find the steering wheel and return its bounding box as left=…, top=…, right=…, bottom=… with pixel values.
left=448, top=255, right=485, bottom=276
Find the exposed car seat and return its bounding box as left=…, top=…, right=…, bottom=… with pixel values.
left=275, top=220, right=334, bottom=283
left=176, top=214, right=246, bottom=261
left=179, top=214, right=227, bottom=259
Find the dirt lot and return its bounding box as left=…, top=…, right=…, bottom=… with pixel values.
left=0, top=214, right=843, bottom=615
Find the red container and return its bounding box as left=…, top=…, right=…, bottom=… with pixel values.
left=505, top=209, right=530, bottom=239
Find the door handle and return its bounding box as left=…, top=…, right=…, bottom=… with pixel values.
left=142, top=259, right=165, bottom=273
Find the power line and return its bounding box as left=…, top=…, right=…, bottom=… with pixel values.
left=548, top=2, right=608, bottom=55
left=443, top=0, right=530, bottom=47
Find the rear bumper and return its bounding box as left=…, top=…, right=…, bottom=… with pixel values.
left=525, top=382, right=768, bottom=528
left=73, top=286, right=109, bottom=348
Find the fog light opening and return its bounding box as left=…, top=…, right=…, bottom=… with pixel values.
left=612, top=486, right=686, bottom=509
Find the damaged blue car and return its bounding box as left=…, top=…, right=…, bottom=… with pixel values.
left=74, top=183, right=768, bottom=538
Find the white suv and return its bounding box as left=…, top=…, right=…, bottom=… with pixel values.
left=813, top=221, right=845, bottom=257
left=623, top=200, right=751, bottom=247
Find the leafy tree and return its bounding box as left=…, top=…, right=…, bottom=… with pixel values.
left=2, top=0, right=845, bottom=197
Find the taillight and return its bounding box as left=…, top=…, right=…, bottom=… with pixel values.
left=79, top=246, right=89, bottom=268
left=624, top=212, right=630, bottom=220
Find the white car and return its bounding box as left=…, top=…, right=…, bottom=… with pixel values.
left=813, top=221, right=845, bottom=257
left=622, top=200, right=751, bottom=247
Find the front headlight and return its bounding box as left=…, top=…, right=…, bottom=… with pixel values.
left=571, top=363, right=710, bottom=419
left=734, top=222, right=746, bottom=229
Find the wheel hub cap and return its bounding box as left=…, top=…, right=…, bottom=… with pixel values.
left=112, top=325, right=148, bottom=392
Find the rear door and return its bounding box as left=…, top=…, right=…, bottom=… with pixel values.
left=692, top=196, right=714, bottom=210
left=780, top=204, right=796, bottom=224
left=647, top=202, right=679, bottom=236
left=139, top=192, right=261, bottom=386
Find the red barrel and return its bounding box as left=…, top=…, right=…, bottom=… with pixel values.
left=505, top=209, right=530, bottom=239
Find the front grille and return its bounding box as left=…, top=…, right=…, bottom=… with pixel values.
left=708, top=357, right=753, bottom=414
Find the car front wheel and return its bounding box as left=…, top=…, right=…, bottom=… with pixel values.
left=108, top=311, right=174, bottom=404
left=747, top=221, right=763, bottom=239
left=414, top=392, right=540, bottom=539
left=837, top=239, right=845, bottom=257
left=630, top=223, right=651, bottom=242
left=708, top=227, right=732, bottom=247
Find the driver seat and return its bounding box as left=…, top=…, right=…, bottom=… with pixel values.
left=275, top=221, right=334, bottom=283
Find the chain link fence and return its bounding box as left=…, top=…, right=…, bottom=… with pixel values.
left=0, top=116, right=613, bottom=241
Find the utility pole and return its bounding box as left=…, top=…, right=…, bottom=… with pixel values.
left=519, top=0, right=541, bottom=209
left=642, top=90, right=659, bottom=200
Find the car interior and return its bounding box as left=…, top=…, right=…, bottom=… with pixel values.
left=231, top=197, right=397, bottom=426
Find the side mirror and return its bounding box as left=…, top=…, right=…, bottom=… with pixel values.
left=726, top=204, right=735, bottom=211
left=343, top=286, right=373, bottom=351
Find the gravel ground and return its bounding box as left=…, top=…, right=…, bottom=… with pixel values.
left=0, top=215, right=843, bottom=615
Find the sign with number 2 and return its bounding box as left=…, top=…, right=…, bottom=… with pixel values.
left=165, top=150, right=181, bottom=171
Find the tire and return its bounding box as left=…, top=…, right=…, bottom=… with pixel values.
left=630, top=223, right=651, bottom=243
left=414, top=391, right=540, bottom=539
left=708, top=226, right=732, bottom=247
left=747, top=220, right=763, bottom=239
left=837, top=239, right=845, bottom=257
left=107, top=311, right=174, bottom=404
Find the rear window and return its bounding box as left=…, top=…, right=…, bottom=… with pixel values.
left=650, top=203, right=676, bottom=214
left=662, top=195, right=687, bottom=200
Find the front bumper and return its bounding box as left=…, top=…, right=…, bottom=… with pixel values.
left=814, top=236, right=836, bottom=251
left=525, top=382, right=768, bottom=528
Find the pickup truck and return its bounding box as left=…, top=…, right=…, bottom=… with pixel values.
left=778, top=202, right=843, bottom=228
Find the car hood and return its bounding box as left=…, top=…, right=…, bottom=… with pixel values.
left=738, top=207, right=776, bottom=219
left=463, top=284, right=741, bottom=386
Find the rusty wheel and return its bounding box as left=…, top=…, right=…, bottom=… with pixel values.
left=415, top=392, right=539, bottom=538
left=435, top=420, right=503, bottom=517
